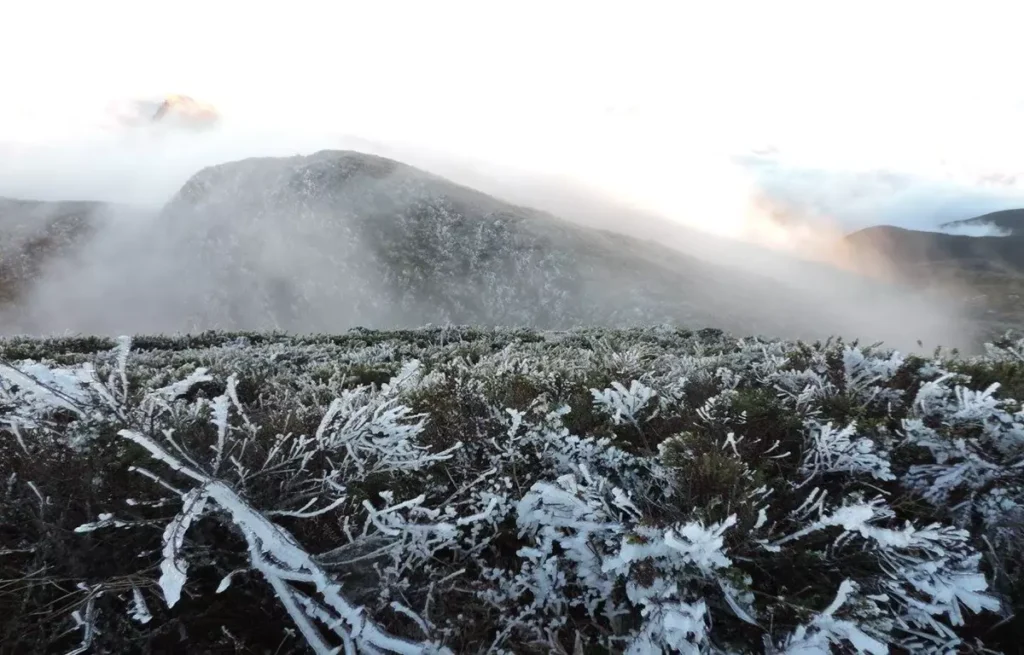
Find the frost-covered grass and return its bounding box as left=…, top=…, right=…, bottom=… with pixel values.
left=0, top=326, right=1023, bottom=654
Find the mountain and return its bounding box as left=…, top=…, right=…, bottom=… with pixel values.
left=0, top=198, right=110, bottom=305
left=846, top=225, right=1024, bottom=277
left=0, top=150, right=980, bottom=350
left=111, top=150, right=827, bottom=336
left=845, top=223, right=1024, bottom=337
left=940, top=208, right=1024, bottom=236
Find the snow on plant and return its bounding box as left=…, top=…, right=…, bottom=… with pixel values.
left=768, top=489, right=1000, bottom=649
left=478, top=384, right=995, bottom=651
left=511, top=470, right=629, bottom=616
left=694, top=389, right=741, bottom=427
left=901, top=420, right=1010, bottom=506
left=497, top=397, right=667, bottom=502
left=902, top=369, right=1024, bottom=496
left=649, top=350, right=734, bottom=409
left=64, top=583, right=104, bottom=655
left=842, top=346, right=904, bottom=394
left=983, top=332, right=1024, bottom=365
left=6, top=342, right=458, bottom=653
left=312, top=384, right=456, bottom=476
left=744, top=340, right=791, bottom=383
left=127, top=586, right=152, bottom=625
left=625, top=598, right=710, bottom=655
left=773, top=580, right=887, bottom=655
left=0, top=360, right=93, bottom=421
left=601, top=513, right=737, bottom=585
left=766, top=364, right=836, bottom=416
left=121, top=444, right=455, bottom=654
left=0, top=326, right=1018, bottom=653
left=482, top=464, right=739, bottom=651
left=800, top=420, right=894, bottom=484
left=663, top=353, right=728, bottom=386
left=591, top=380, right=658, bottom=427
left=893, top=358, right=1024, bottom=600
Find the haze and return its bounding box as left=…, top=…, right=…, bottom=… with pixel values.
left=1, top=0, right=1021, bottom=351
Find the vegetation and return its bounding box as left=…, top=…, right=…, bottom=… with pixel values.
left=0, top=326, right=1022, bottom=653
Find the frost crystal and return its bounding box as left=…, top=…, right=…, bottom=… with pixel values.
left=1, top=328, right=1016, bottom=653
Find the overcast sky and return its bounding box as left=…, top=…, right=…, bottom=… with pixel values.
left=2, top=0, right=1023, bottom=234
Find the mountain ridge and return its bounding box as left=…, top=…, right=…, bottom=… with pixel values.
left=843, top=220, right=1024, bottom=337
left=940, top=207, right=1024, bottom=236
left=147, top=149, right=818, bottom=336
left=0, top=150, right=991, bottom=351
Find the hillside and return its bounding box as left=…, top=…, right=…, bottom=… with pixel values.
left=1, top=327, right=1022, bottom=652
left=147, top=149, right=783, bottom=333
left=844, top=224, right=1024, bottom=337
left=0, top=149, right=974, bottom=351
left=0, top=151, right=788, bottom=336
left=940, top=208, right=1024, bottom=236
left=845, top=224, right=1024, bottom=277
left=0, top=197, right=109, bottom=305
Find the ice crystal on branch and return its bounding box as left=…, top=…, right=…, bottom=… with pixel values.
left=0, top=327, right=1016, bottom=653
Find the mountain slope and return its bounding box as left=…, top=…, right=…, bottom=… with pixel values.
left=0, top=197, right=110, bottom=305
left=846, top=225, right=1024, bottom=278
left=845, top=224, right=1024, bottom=336
left=0, top=150, right=979, bottom=350
left=940, top=208, right=1024, bottom=236
left=144, top=149, right=820, bottom=335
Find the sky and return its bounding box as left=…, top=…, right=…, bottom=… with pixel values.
left=2, top=0, right=1024, bottom=237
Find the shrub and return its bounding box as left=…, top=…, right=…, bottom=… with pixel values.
left=0, top=327, right=1021, bottom=653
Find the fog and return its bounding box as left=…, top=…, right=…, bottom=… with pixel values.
left=2, top=2, right=1022, bottom=351
left=0, top=122, right=983, bottom=353
left=936, top=223, right=1013, bottom=238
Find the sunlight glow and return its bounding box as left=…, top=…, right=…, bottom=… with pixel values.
left=2, top=0, right=1022, bottom=247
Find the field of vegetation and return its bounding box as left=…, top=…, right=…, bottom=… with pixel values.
left=1, top=326, right=1022, bottom=653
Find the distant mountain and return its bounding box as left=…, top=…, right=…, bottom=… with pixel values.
left=0, top=150, right=981, bottom=350
left=845, top=223, right=1024, bottom=337
left=846, top=225, right=1024, bottom=278
left=940, top=208, right=1024, bottom=236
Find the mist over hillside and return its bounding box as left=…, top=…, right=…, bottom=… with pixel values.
left=940, top=208, right=1024, bottom=236
left=846, top=225, right=1024, bottom=278
left=844, top=221, right=1024, bottom=338
left=0, top=149, right=981, bottom=352
left=0, top=198, right=104, bottom=297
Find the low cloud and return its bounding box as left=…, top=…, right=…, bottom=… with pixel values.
left=737, top=155, right=1024, bottom=234
left=0, top=105, right=1001, bottom=354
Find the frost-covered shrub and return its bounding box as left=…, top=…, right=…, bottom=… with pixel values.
left=0, top=327, right=1021, bottom=653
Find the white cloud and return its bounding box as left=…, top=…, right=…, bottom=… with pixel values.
left=936, top=223, right=1011, bottom=238
left=2, top=0, right=1023, bottom=234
